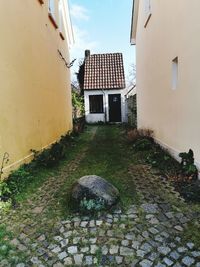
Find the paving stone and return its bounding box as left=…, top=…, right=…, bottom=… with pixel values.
left=37, top=234, right=46, bottom=241
left=96, top=220, right=103, bottom=226
left=89, top=237, right=97, bottom=244
left=174, top=225, right=183, bottom=232
left=121, top=239, right=129, bottom=246
left=72, top=237, right=81, bottom=244
left=52, top=246, right=61, bottom=254
left=140, top=242, right=152, bottom=253
left=170, top=251, right=180, bottom=260
left=191, top=251, right=200, bottom=257
left=120, top=246, right=134, bottom=256
left=60, top=239, right=68, bottom=248
left=74, top=254, right=83, bottom=266
left=63, top=257, right=73, bottom=265
left=155, top=263, right=166, bottom=267
left=148, top=227, right=159, bottom=234
left=148, top=252, right=159, bottom=261
left=102, top=245, right=108, bottom=255
left=90, top=245, right=98, bottom=254
left=115, top=256, right=123, bottom=264
left=80, top=221, right=88, bottom=227
left=125, top=233, right=135, bottom=240
left=58, top=251, right=68, bottom=260
left=163, top=257, right=174, bottom=266
left=132, top=240, right=140, bottom=249
left=177, top=246, right=188, bottom=253
left=68, top=246, right=78, bottom=254
left=182, top=256, right=195, bottom=266
left=186, top=242, right=195, bottom=249
left=139, top=259, right=153, bottom=267
left=141, top=204, right=159, bottom=213
left=137, top=249, right=147, bottom=257
left=109, top=245, right=119, bottom=254
left=85, top=256, right=93, bottom=265
left=16, top=264, right=25, bottom=267
left=157, top=246, right=171, bottom=255
left=81, top=246, right=89, bottom=253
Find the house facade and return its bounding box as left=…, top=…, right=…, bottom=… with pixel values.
left=131, top=0, right=200, bottom=172
left=83, top=51, right=126, bottom=123
left=0, top=0, right=74, bottom=177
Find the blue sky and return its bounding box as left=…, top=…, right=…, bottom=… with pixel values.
left=68, top=0, right=136, bottom=83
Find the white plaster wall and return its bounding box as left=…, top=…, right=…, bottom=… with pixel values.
left=84, top=89, right=126, bottom=123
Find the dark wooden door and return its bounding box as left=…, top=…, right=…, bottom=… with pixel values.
left=108, top=94, right=121, bottom=122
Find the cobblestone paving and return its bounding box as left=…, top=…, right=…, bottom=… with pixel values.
left=1, top=127, right=200, bottom=266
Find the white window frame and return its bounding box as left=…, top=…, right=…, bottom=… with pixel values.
left=172, top=57, right=178, bottom=90
left=144, top=0, right=152, bottom=27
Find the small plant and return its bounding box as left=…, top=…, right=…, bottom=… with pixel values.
left=133, top=138, right=153, bottom=151
left=80, top=197, right=105, bottom=213
left=32, top=142, right=65, bottom=168
left=179, top=149, right=198, bottom=180
left=0, top=152, right=10, bottom=180
left=127, top=128, right=153, bottom=143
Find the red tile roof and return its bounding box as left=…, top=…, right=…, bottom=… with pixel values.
left=83, top=53, right=126, bottom=90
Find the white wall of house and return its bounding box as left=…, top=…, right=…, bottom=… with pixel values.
left=84, top=89, right=126, bottom=123
left=131, top=0, right=200, bottom=173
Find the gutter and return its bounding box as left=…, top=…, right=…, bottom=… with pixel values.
left=130, top=0, right=139, bottom=45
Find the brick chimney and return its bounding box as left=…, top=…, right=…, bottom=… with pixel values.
left=85, top=50, right=90, bottom=58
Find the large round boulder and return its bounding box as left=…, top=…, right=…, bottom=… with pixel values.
left=71, top=175, right=120, bottom=208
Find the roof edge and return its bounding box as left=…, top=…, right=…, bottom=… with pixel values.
left=130, top=0, right=139, bottom=45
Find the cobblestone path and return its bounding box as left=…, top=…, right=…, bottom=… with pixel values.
left=1, top=126, right=200, bottom=266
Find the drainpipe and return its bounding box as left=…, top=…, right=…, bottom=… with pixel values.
left=101, top=89, right=107, bottom=123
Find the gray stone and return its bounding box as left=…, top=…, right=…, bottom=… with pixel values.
left=64, top=257, right=73, bottom=265
left=140, top=243, right=152, bottom=253
left=90, top=245, right=98, bottom=254
left=52, top=246, right=61, bottom=254
left=85, top=256, right=93, bottom=265
left=141, top=204, right=158, bottom=214
left=102, top=245, right=108, bottom=255
left=186, top=242, right=195, bottom=249
left=191, top=251, right=200, bottom=257
left=121, top=240, right=129, bottom=246
left=68, top=246, right=78, bottom=254
left=71, top=175, right=119, bottom=207
left=116, top=256, right=123, bottom=264
left=58, top=251, right=68, bottom=260
left=163, top=257, right=173, bottom=266
left=137, top=249, right=147, bottom=257
left=182, top=256, right=195, bottom=266
left=16, top=264, right=25, bottom=267
left=157, top=246, right=171, bottom=255
left=177, top=247, right=187, bottom=253
left=170, top=251, right=180, bottom=260
left=109, top=245, right=119, bottom=254
left=74, top=254, right=83, bottom=266
left=81, top=246, right=89, bottom=253
left=139, top=259, right=153, bottom=267
left=120, top=246, right=134, bottom=256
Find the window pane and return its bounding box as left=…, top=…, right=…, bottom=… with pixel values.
left=89, top=95, right=103, bottom=113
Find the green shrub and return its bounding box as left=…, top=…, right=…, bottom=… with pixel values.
left=133, top=138, right=153, bottom=151
left=80, top=197, right=105, bottom=213
left=179, top=149, right=198, bottom=180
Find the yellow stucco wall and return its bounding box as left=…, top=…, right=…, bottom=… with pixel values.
left=0, top=0, right=73, bottom=177
left=135, top=0, right=200, bottom=168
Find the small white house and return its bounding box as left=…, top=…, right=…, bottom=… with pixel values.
left=83, top=51, right=126, bottom=123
